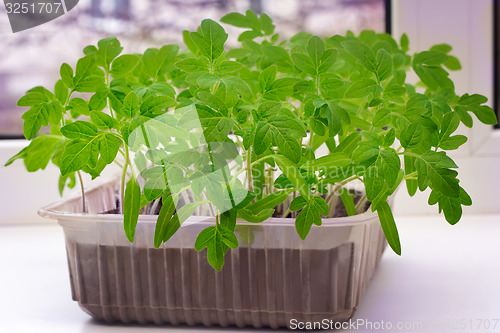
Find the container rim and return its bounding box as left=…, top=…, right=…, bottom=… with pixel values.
left=39, top=177, right=388, bottom=227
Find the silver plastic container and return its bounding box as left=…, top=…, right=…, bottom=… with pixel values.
left=39, top=180, right=387, bottom=329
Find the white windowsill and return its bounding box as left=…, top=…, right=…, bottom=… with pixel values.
left=0, top=214, right=499, bottom=333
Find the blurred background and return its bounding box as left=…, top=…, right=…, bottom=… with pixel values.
left=1, top=0, right=498, bottom=221
left=0, top=0, right=386, bottom=137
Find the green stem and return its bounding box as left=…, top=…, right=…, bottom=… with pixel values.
left=404, top=171, right=417, bottom=179
left=355, top=193, right=367, bottom=214
left=77, top=171, right=86, bottom=213
left=234, top=154, right=272, bottom=178
left=247, top=148, right=253, bottom=192
left=120, top=144, right=131, bottom=212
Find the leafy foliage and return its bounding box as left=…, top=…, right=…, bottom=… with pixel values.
left=6, top=13, right=497, bottom=270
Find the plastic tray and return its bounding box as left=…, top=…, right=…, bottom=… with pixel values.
left=39, top=179, right=387, bottom=328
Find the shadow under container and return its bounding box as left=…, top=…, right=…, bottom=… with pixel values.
left=39, top=180, right=387, bottom=329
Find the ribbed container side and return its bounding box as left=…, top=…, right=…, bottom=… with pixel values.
left=40, top=179, right=387, bottom=329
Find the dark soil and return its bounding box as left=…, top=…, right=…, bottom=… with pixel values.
left=101, top=190, right=370, bottom=218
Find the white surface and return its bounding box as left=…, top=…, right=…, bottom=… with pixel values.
left=1, top=215, right=499, bottom=333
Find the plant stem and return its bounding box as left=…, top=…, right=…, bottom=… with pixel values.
left=77, top=171, right=86, bottom=213
left=247, top=148, right=253, bottom=192
left=120, top=145, right=131, bottom=213
left=234, top=154, right=271, bottom=178
left=355, top=194, right=368, bottom=214
left=404, top=171, right=417, bottom=179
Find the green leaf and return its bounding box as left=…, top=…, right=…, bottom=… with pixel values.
left=404, top=155, right=417, bottom=196
left=430, top=43, right=452, bottom=54
left=21, top=104, right=49, bottom=140
left=289, top=196, right=307, bottom=211
left=377, top=201, right=401, bottom=255
left=274, top=131, right=302, bottom=164
left=61, top=121, right=98, bottom=140
left=401, top=123, right=423, bottom=148
left=413, top=151, right=460, bottom=197
left=215, top=60, right=242, bottom=74
left=219, top=224, right=239, bottom=248
left=58, top=172, right=76, bottom=196
left=260, top=13, right=275, bottom=35
left=319, top=73, right=344, bottom=93
left=292, top=53, right=317, bottom=76
left=306, top=36, right=325, bottom=67
left=342, top=40, right=377, bottom=72
left=253, top=121, right=273, bottom=154
left=90, top=111, right=118, bottom=130
left=89, top=88, right=109, bottom=111
left=182, top=30, right=199, bottom=55
left=99, top=133, right=121, bottom=164
left=197, top=91, right=228, bottom=116
left=364, top=165, right=384, bottom=201
left=67, top=98, right=90, bottom=117
left=258, top=65, right=276, bottom=93
left=375, top=48, right=392, bottom=81
left=245, top=189, right=293, bottom=214
left=313, top=196, right=329, bottom=215
left=54, top=80, right=69, bottom=104
left=334, top=132, right=361, bottom=155
left=238, top=208, right=274, bottom=223
left=140, top=95, right=175, bottom=116
left=261, top=45, right=294, bottom=73
left=413, top=50, right=448, bottom=66
left=439, top=135, right=467, bottom=150
left=190, top=19, right=228, bottom=63
left=339, top=190, right=356, bottom=216
left=400, top=33, right=409, bottom=52
left=124, top=176, right=141, bottom=243
left=142, top=45, right=179, bottom=80
left=310, top=117, right=326, bottom=136
left=73, top=55, right=105, bottom=93
left=301, top=152, right=350, bottom=172
left=412, top=64, right=451, bottom=91
left=175, top=58, right=209, bottom=73
left=196, top=105, right=233, bottom=142
left=17, top=92, right=49, bottom=107
left=220, top=12, right=251, bottom=27
left=4, top=134, right=62, bottom=172
left=60, top=63, right=74, bottom=89
left=122, top=92, right=140, bottom=118
left=111, top=54, right=139, bottom=75
left=195, top=226, right=216, bottom=251
left=274, top=155, right=311, bottom=200
left=455, top=93, right=498, bottom=126
left=154, top=193, right=179, bottom=247
left=438, top=195, right=462, bottom=225
left=194, top=225, right=229, bottom=271
left=439, top=112, right=460, bottom=142
left=60, top=139, right=95, bottom=175
left=428, top=167, right=460, bottom=198
left=444, top=55, right=461, bottom=71
left=383, top=128, right=396, bottom=147
left=376, top=149, right=401, bottom=187
left=345, top=79, right=377, bottom=98
left=470, top=105, right=498, bottom=125
left=295, top=203, right=320, bottom=239
left=96, top=37, right=123, bottom=69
